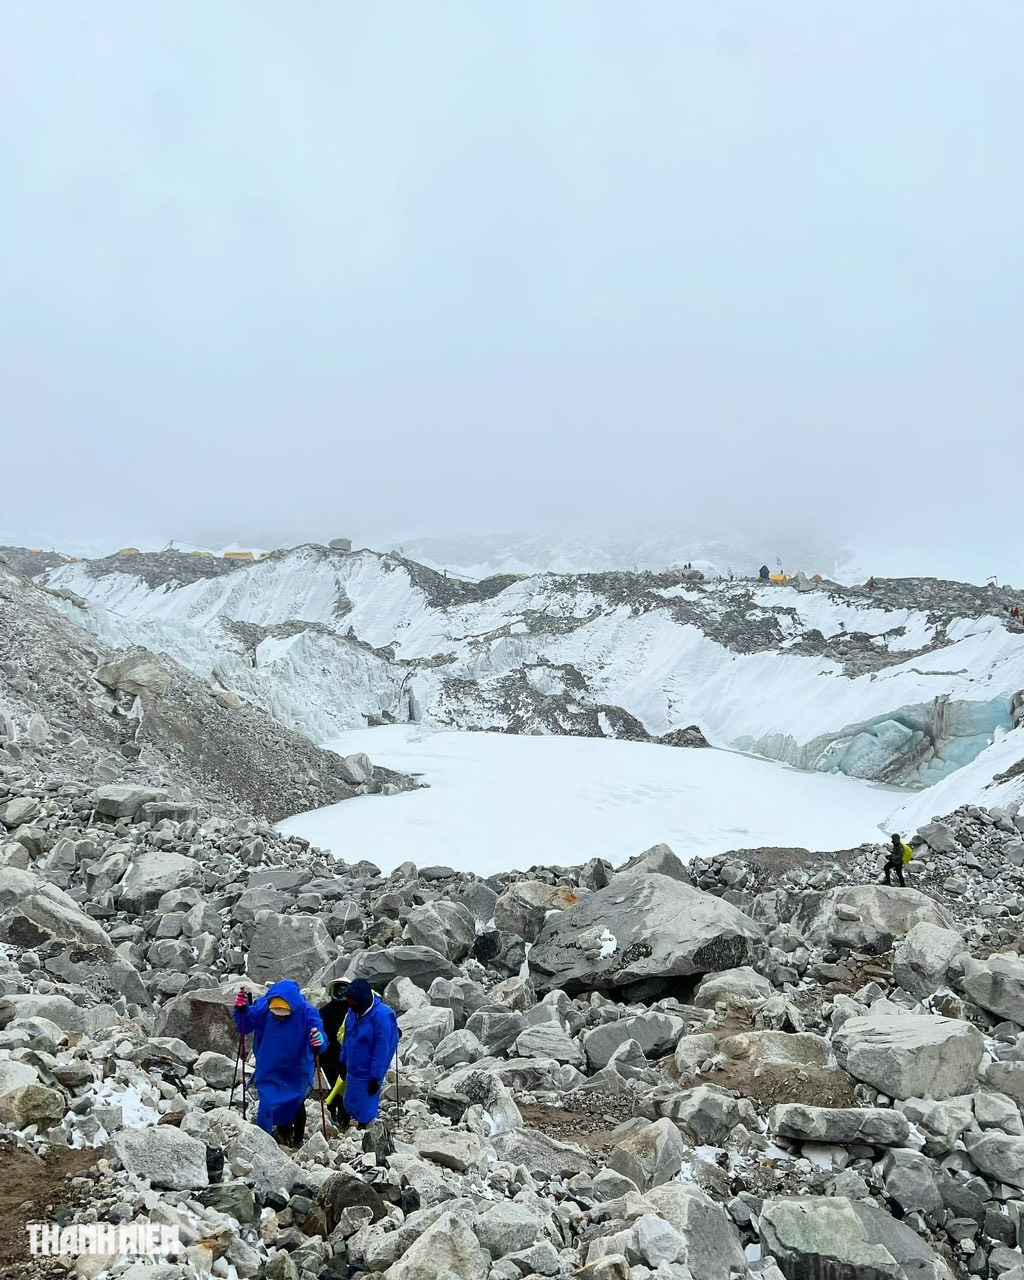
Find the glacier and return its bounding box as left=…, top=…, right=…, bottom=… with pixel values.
left=39, top=545, right=1024, bottom=795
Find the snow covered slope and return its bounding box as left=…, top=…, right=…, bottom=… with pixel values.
left=277, top=726, right=899, bottom=875
left=42, top=546, right=1024, bottom=792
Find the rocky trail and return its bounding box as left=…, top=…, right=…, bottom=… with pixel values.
left=3, top=546, right=1024, bottom=1279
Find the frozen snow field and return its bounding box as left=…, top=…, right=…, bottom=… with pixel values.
left=277, top=726, right=902, bottom=876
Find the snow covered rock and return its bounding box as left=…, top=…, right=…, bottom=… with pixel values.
left=760, top=1195, right=954, bottom=1280
left=835, top=1011, right=984, bottom=1100
left=528, top=872, right=763, bottom=995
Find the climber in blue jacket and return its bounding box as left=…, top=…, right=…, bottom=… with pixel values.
left=325, top=978, right=399, bottom=1127
left=233, top=978, right=326, bottom=1145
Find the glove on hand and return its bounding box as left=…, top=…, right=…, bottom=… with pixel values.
left=367, top=1078, right=380, bottom=1096
left=309, top=1028, right=326, bottom=1051
left=234, top=989, right=250, bottom=1009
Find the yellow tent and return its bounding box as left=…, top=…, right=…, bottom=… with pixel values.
left=223, top=550, right=254, bottom=562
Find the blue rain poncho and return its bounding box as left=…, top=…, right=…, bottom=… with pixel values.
left=339, top=990, right=400, bottom=1124
left=233, top=979, right=326, bottom=1134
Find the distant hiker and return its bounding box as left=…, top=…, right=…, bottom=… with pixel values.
left=324, top=978, right=399, bottom=1129
left=758, top=565, right=770, bottom=582
left=233, top=980, right=326, bottom=1145
left=881, top=832, right=913, bottom=887
left=866, top=576, right=876, bottom=592
left=1012, top=605, right=1022, bottom=620
left=317, top=980, right=351, bottom=1127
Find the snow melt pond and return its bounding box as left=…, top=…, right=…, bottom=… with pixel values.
left=277, top=726, right=902, bottom=876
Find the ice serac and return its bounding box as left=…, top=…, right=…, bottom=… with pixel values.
left=528, top=872, right=763, bottom=996
left=42, top=548, right=1024, bottom=789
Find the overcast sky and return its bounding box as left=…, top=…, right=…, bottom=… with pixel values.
left=1, top=3, right=1021, bottom=580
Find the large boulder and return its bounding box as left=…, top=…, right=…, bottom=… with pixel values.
left=95, top=652, right=172, bottom=698
left=528, top=873, right=763, bottom=995
left=753, top=885, right=954, bottom=953
left=323, top=946, right=458, bottom=992
left=92, top=784, right=167, bottom=820
left=769, top=1104, right=910, bottom=1147
left=386, top=1210, right=488, bottom=1280
left=835, top=1011, right=984, bottom=1100
left=153, top=983, right=267, bottom=1056
left=0, top=1060, right=66, bottom=1128
left=581, top=1012, right=684, bottom=1071
left=608, top=1118, right=687, bottom=1191
left=180, top=1107, right=322, bottom=1199
left=892, top=922, right=964, bottom=999
left=112, top=1128, right=209, bottom=1191
left=403, top=901, right=476, bottom=962
left=493, top=1128, right=596, bottom=1180
left=494, top=880, right=580, bottom=943
left=959, top=953, right=1024, bottom=1025
left=636, top=1184, right=746, bottom=1280
left=760, top=1196, right=954, bottom=1280
left=118, top=851, right=201, bottom=914
left=963, top=1130, right=1024, bottom=1190
left=694, top=965, right=773, bottom=1009
left=246, top=912, right=335, bottom=987
left=0, top=867, right=115, bottom=952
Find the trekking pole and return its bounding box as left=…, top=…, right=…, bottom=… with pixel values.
left=314, top=1054, right=328, bottom=1140
left=229, top=1025, right=244, bottom=1110
left=394, top=1051, right=402, bottom=1123
left=240, top=1005, right=248, bottom=1121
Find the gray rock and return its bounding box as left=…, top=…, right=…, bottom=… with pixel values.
left=476, top=1202, right=543, bottom=1258
left=638, top=1183, right=746, bottom=1280
left=892, top=922, right=964, bottom=999
left=608, top=1117, right=687, bottom=1191
left=414, top=1128, right=482, bottom=1173
left=0, top=796, right=41, bottom=829
left=0, top=994, right=85, bottom=1031
left=93, top=784, right=168, bottom=819
left=112, top=1127, right=209, bottom=1191
left=754, top=884, right=954, bottom=952
left=694, top=965, right=773, bottom=1008
left=336, top=752, right=373, bottom=785
left=432, top=1029, right=487, bottom=1070
left=0, top=867, right=116, bottom=951
left=616, top=843, right=693, bottom=883
left=494, top=880, right=580, bottom=943
left=180, top=1107, right=320, bottom=1199
left=493, top=1127, right=596, bottom=1179
left=514, top=1022, right=585, bottom=1066
left=960, top=953, right=1024, bottom=1025
left=835, top=1010, right=984, bottom=1100
left=404, top=900, right=476, bottom=962
left=246, top=911, right=335, bottom=986
left=964, top=1130, right=1024, bottom=1189
left=398, top=1006, right=456, bottom=1059
left=193, top=1050, right=237, bottom=1089
left=118, top=851, right=201, bottom=913
left=582, top=1011, right=684, bottom=1071
left=330, top=945, right=459, bottom=991
left=662, top=1085, right=757, bottom=1146
left=529, top=872, right=763, bottom=995
left=386, top=1209, right=488, bottom=1280
left=769, top=1104, right=910, bottom=1146
left=153, top=983, right=266, bottom=1056
left=466, top=1007, right=526, bottom=1055
left=760, top=1195, right=954, bottom=1280
left=918, top=821, right=959, bottom=855
left=95, top=652, right=172, bottom=697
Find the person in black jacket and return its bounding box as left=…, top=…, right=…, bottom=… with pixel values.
left=317, top=980, right=351, bottom=1128
left=882, top=832, right=907, bottom=887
